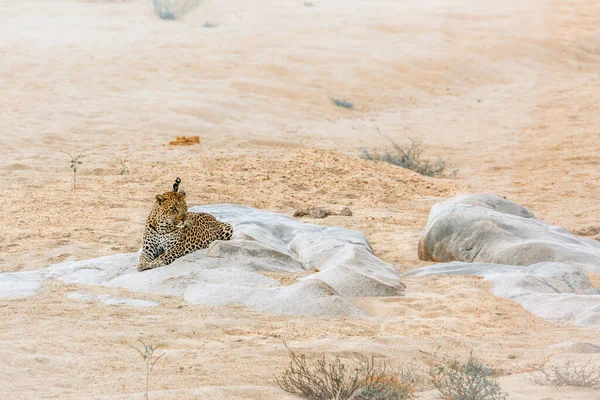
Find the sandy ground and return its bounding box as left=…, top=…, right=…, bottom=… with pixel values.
left=1, top=0, right=600, bottom=398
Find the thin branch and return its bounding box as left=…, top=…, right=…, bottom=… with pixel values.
left=59, top=150, right=75, bottom=159
left=130, top=344, right=146, bottom=359
left=151, top=353, right=166, bottom=369
left=76, top=148, right=92, bottom=159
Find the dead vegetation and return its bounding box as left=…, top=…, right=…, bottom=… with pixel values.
left=360, top=128, right=457, bottom=178
left=276, top=345, right=418, bottom=399
left=118, top=153, right=132, bottom=175
left=529, top=360, right=600, bottom=389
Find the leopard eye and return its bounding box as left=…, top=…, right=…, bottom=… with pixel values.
left=171, top=206, right=178, bottom=212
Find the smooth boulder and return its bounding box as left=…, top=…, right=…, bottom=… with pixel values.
left=0, top=205, right=404, bottom=317
left=418, top=194, right=600, bottom=272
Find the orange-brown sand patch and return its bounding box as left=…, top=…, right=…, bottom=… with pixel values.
left=169, top=136, right=200, bottom=146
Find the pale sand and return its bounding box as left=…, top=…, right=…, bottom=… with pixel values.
left=1, top=0, right=600, bottom=398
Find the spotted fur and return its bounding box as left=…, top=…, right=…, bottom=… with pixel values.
left=138, top=191, right=233, bottom=271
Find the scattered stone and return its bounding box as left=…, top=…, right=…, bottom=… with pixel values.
left=314, top=207, right=329, bottom=218
left=293, top=206, right=353, bottom=219
left=573, top=225, right=600, bottom=237
left=293, top=207, right=332, bottom=218
left=339, top=207, right=353, bottom=216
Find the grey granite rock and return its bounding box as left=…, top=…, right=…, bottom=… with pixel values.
left=418, top=194, right=600, bottom=272
left=0, top=205, right=403, bottom=317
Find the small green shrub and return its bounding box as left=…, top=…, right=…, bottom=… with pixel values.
left=153, top=0, right=202, bottom=20
left=60, top=149, right=91, bottom=190
left=428, top=352, right=507, bottom=400
left=330, top=97, right=355, bottom=109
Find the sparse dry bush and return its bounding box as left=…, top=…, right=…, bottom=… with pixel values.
left=529, top=360, right=600, bottom=389
left=426, top=351, right=507, bottom=400
left=360, top=128, right=457, bottom=178
left=276, top=345, right=416, bottom=400
left=349, top=374, right=417, bottom=400
left=153, top=0, right=202, bottom=19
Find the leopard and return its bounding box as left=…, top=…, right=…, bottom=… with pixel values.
left=138, top=178, right=233, bottom=271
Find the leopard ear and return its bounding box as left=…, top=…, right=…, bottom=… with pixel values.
left=155, top=194, right=165, bottom=204
left=180, top=191, right=186, bottom=197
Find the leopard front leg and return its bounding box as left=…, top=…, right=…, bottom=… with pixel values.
left=137, top=252, right=155, bottom=271
left=138, top=233, right=161, bottom=271
left=138, top=245, right=167, bottom=271
left=138, top=227, right=162, bottom=271
left=140, top=246, right=184, bottom=271
left=139, top=251, right=165, bottom=271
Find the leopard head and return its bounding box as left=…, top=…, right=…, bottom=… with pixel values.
left=148, top=191, right=188, bottom=233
